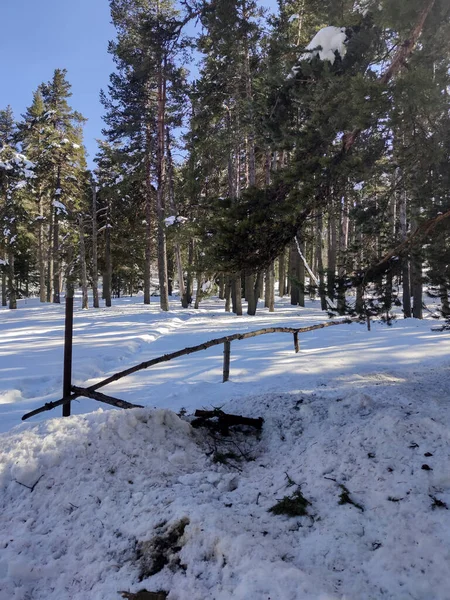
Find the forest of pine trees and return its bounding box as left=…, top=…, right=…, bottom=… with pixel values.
left=1, top=0, right=450, bottom=320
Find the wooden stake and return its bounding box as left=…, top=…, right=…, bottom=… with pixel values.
left=62, top=295, right=74, bottom=417
left=223, top=341, right=231, bottom=382
left=293, top=331, right=299, bottom=353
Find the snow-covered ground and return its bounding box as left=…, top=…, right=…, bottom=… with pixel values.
left=1, top=294, right=450, bottom=599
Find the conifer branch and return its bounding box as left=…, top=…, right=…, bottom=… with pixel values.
left=343, top=0, right=436, bottom=152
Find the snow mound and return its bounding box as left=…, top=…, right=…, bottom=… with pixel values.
left=1, top=386, right=450, bottom=599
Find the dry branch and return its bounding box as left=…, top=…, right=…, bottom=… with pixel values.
left=71, top=386, right=144, bottom=409
left=193, top=410, right=264, bottom=430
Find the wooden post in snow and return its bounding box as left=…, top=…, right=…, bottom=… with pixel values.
left=223, top=341, right=231, bottom=382
left=293, top=332, right=299, bottom=353
left=62, top=294, right=74, bottom=417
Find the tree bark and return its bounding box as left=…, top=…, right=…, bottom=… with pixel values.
left=167, top=130, right=185, bottom=303
left=38, top=192, right=46, bottom=303
left=231, top=275, right=242, bottom=315
left=156, top=56, right=169, bottom=311
left=290, top=244, right=299, bottom=305
left=246, top=272, right=257, bottom=315
left=224, top=276, right=231, bottom=312
left=194, top=273, right=202, bottom=309
left=52, top=207, right=60, bottom=303
left=104, top=208, right=112, bottom=307
left=182, top=239, right=194, bottom=308
left=46, top=207, right=54, bottom=303
left=278, top=249, right=286, bottom=297
left=78, top=215, right=89, bottom=309
left=91, top=179, right=99, bottom=308
left=8, top=250, right=16, bottom=309
left=327, top=205, right=337, bottom=301
left=1, top=261, right=6, bottom=306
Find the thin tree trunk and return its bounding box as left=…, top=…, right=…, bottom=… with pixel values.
left=268, top=261, right=275, bottom=312
left=337, top=194, right=349, bottom=314
left=8, top=249, right=16, bottom=309
left=440, top=284, right=450, bottom=317
left=182, top=239, right=194, bottom=308
left=1, top=261, right=6, bottom=306
left=47, top=207, right=54, bottom=303
left=52, top=207, right=60, bottom=304
left=411, top=249, right=423, bottom=319
left=298, top=241, right=305, bottom=308
left=327, top=206, right=337, bottom=300
left=316, top=212, right=327, bottom=311
left=156, top=55, right=169, bottom=311
left=290, top=244, right=300, bottom=305
left=143, top=122, right=152, bottom=305
left=194, top=273, right=202, bottom=309
left=231, top=275, right=243, bottom=315
left=219, top=274, right=225, bottom=300
left=246, top=273, right=257, bottom=316
left=167, top=130, right=185, bottom=303
left=91, top=179, right=99, bottom=308
left=400, top=191, right=411, bottom=318
left=104, top=209, right=112, bottom=308
left=78, top=216, right=88, bottom=309
left=410, top=201, right=423, bottom=319
left=278, top=250, right=286, bottom=297
left=38, top=193, right=46, bottom=303
left=224, top=277, right=232, bottom=312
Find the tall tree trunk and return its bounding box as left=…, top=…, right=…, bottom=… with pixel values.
left=400, top=192, right=411, bottom=317
left=411, top=244, right=423, bottom=319
left=194, top=274, right=204, bottom=309
left=267, top=262, right=275, bottom=312
left=290, top=244, right=300, bottom=305
left=218, top=274, right=225, bottom=300
left=156, top=56, right=169, bottom=311
left=246, top=272, right=257, bottom=316
left=225, top=276, right=231, bottom=312
left=7, top=249, right=16, bottom=309
left=182, top=239, right=194, bottom=308
left=337, top=196, right=349, bottom=315
left=167, top=130, right=185, bottom=303
left=298, top=240, right=305, bottom=308
left=144, top=121, right=153, bottom=305
left=38, top=192, right=46, bottom=303
left=231, top=275, right=243, bottom=315
left=52, top=166, right=61, bottom=304
left=440, top=284, right=450, bottom=317
left=327, top=206, right=337, bottom=301
left=104, top=209, right=112, bottom=308
left=78, top=216, right=89, bottom=309
left=91, top=179, right=99, bottom=308
left=278, top=250, right=286, bottom=297
left=1, top=260, right=6, bottom=306
left=52, top=207, right=60, bottom=304
left=47, top=207, right=54, bottom=302
left=410, top=204, right=423, bottom=319
left=317, top=212, right=327, bottom=311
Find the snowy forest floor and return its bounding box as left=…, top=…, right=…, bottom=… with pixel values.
left=1, top=294, right=450, bottom=599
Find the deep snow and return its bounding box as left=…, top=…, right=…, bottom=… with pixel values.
left=1, top=295, right=450, bottom=599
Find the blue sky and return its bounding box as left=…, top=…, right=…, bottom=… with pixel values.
left=1, top=0, right=276, bottom=167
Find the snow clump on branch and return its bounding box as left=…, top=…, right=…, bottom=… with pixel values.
left=288, top=26, right=348, bottom=79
